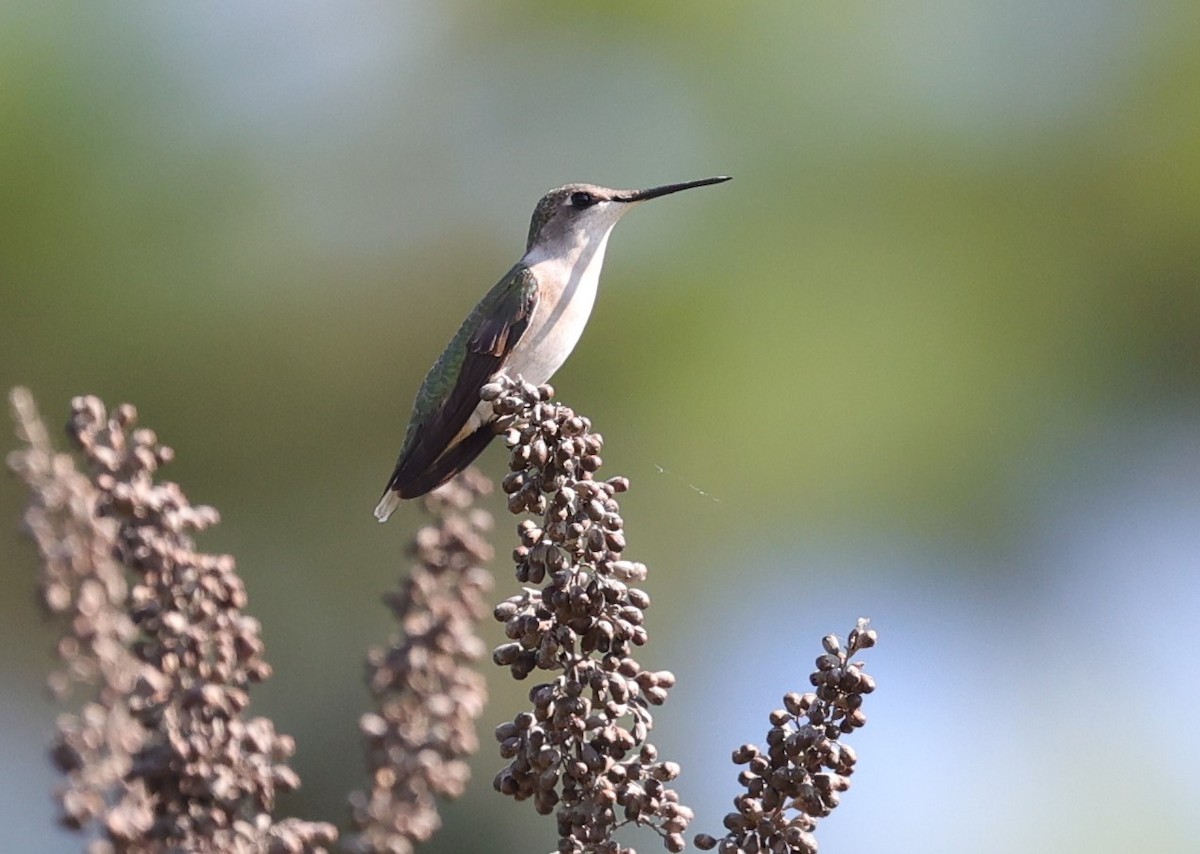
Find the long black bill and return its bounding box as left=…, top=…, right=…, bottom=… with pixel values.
left=615, top=175, right=732, bottom=203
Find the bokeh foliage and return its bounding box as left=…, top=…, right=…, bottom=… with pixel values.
left=4, top=3, right=1199, bottom=852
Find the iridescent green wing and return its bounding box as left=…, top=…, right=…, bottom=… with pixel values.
left=385, top=264, right=538, bottom=493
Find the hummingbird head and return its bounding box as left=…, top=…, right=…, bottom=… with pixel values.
left=525, top=176, right=732, bottom=254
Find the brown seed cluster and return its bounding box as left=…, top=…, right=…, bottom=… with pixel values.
left=349, top=469, right=495, bottom=854
left=484, top=376, right=692, bottom=854
left=695, top=619, right=878, bottom=854
left=7, top=388, right=336, bottom=853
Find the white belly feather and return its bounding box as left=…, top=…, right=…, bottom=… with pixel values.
left=460, top=230, right=612, bottom=435
left=507, top=231, right=610, bottom=384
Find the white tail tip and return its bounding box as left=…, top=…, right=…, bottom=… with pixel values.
left=374, top=491, right=402, bottom=523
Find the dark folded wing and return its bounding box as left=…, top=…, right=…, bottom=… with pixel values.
left=383, top=264, right=538, bottom=497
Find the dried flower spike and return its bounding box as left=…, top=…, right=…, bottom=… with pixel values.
left=7, top=388, right=336, bottom=853
left=694, top=618, right=877, bottom=854
left=349, top=469, right=495, bottom=853
left=486, top=376, right=692, bottom=854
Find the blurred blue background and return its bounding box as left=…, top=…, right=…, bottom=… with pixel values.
left=3, top=2, right=1199, bottom=852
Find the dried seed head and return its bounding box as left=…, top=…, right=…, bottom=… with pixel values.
left=695, top=620, right=877, bottom=853
left=8, top=388, right=336, bottom=851
left=350, top=469, right=494, bottom=852
left=487, top=376, right=690, bottom=854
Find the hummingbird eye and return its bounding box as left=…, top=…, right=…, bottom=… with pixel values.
left=570, top=191, right=596, bottom=210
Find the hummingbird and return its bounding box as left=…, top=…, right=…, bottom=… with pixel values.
left=374, top=175, right=731, bottom=521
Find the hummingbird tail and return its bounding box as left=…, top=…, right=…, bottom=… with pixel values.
left=399, top=425, right=496, bottom=499
left=374, top=424, right=497, bottom=520
left=373, top=490, right=402, bottom=523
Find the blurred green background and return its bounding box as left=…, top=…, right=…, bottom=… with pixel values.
left=3, top=2, right=1200, bottom=852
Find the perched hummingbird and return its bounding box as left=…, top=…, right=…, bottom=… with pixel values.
left=374, top=175, right=731, bottom=521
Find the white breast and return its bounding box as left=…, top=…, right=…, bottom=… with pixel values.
left=504, top=230, right=613, bottom=386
